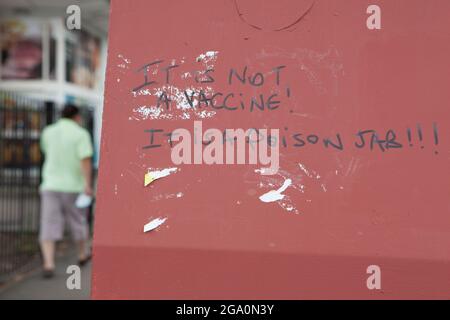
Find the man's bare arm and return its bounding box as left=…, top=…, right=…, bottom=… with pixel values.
left=81, top=157, right=93, bottom=195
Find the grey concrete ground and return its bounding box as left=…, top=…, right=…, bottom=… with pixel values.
left=0, top=249, right=91, bottom=300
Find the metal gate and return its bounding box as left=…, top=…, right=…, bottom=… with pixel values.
left=0, top=91, right=95, bottom=283
left=0, top=92, right=54, bottom=282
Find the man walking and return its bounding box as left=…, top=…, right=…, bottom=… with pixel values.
left=39, top=104, right=94, bottom=278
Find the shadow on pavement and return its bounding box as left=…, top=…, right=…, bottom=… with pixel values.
left=0, top=248, right=91, bottom=300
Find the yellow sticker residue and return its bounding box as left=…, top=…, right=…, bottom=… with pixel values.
left=144, top=168, right=178, bottom=187
left=144, top=173, right=155, bottom=186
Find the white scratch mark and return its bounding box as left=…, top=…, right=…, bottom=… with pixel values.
left=298, top=163, right=321, bottom=179
left=259, top=179, right=292, bottom=203
left=181, top=72, right=192, bottom=79
left=118, top=54, right=131, bottom=64
left=144, top=217, right=167, bottom=233
left=255, top=168, right=272, bottom=175
left=278, top=201, right=300, bottom=214
left=148, top=167, right=178, bottom=180
left=196, top=51, right=218, bottom=63
left=131, top=86, right=216, bottom=120
left=150, top=192, right=184, bottom=202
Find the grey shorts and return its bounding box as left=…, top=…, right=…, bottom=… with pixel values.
left=39, top=190, right=89, bottom=241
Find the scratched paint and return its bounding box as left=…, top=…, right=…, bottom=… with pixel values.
left=255, top=168, right=303, bottom=214
left=150, top=192, right=184, bottom=202
left=131, top=85, right=217, bottom=120
left=298, top=163, right=321, bottom=179
left=259, top=178, right=292, bottom=203
left=117, top=54, right=131, bottom=69
left=143, top=217, right=167, bottom=232
left=145, top=167, right=179, bottom=186
left=196, top=50, right=219, bottom=65
left=130, top=51, right=219, bottom=120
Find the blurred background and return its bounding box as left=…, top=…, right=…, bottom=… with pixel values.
left=0, top=0, right=110, bottom=299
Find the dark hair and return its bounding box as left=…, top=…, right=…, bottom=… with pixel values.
left=62, top=104, right=80, bottom=119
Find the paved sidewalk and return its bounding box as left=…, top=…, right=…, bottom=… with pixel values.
left=0, top=250, right=91, bottom=300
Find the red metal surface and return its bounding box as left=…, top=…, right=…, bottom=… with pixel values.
left=92, top=0, right=450, bottom=299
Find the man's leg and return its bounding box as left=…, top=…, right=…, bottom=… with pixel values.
left=39, top=191, right=64, bottom=272
left=63, top=193, right=90, bottom=263
left=40, top=240, right=56, bottom=270
left=77, top=239, right=88, bottom=261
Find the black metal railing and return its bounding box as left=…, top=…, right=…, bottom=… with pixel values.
left=0, top=92, right=54, bottom=282
left=0, top=92, right=96, bottom=283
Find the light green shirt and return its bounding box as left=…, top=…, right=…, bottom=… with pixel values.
left=40, top=118, right=94, bottom=193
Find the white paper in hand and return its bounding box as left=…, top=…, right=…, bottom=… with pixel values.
left=75, top=193, right=93, bottom=208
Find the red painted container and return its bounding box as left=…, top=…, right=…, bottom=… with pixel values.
left=92, top=0, right=450, bottom=299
